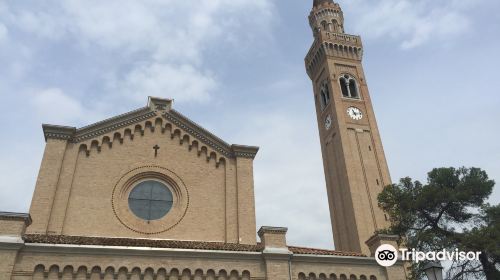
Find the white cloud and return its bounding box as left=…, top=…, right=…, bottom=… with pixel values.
left=1, top=0, right=275, bottom=104
left=345, top=0, right=475, bottom=49
left=14, top=10, right=67, bottom=40
left=31, top=88, right=100, bottom=125
left=58, top=0, right=274, bottom=61
left=0, top=22, right=7, bottom=43
left=120, top=63, right=217, bottom=103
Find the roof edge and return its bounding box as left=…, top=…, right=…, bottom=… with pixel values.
left=22, top=234, right=365, bottom=257
left=0, top=212, right=32, bottom=225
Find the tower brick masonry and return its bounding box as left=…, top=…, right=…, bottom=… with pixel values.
left=306, top=0, right=392, bottom=255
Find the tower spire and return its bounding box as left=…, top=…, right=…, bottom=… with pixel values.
left=309, top=0, right=344, bottom=35
left=313, top=0, right=334, bottom=7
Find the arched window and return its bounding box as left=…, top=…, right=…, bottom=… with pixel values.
left=321, top=21, right=327, bottom=31
left=339, top=74, right=360, bottom=99
left=319, top=82, right=331, bottom=110
left=349, top=80, right=359, bottom=98
left=340, top=77, right=349, bottom=97
left=332, top=20, right=339, bottom=32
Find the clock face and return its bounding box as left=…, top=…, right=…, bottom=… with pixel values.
left=347, top=107, right=363, bottom=120
left=324, top=114, right=332, bottom=130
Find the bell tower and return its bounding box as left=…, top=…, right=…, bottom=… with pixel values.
left=306, top=0, right=391, bottom=255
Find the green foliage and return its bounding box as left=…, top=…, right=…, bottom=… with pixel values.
left=378, top=167, right=500, bottom=280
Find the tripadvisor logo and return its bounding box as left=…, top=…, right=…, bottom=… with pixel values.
left=374, top=244, right=482, bottom=267
left=375, top=244, right=398, bottom=267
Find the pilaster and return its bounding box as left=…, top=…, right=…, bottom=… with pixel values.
left=27, top=125, right=74, bottom=234
left=0, top=212, right=30, bottom=278
left=258, top=226, right=292, bottom=280
left=232, top=145, right=259, bottom=245
left=225, top=158, right=238, bottom=243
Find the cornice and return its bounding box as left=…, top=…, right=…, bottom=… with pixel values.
left=320, top=32, right=362, bottom=48
left=42, top=125, right=76, bottom=142
left=258, top=226, right=288, bottom=237
left=23, top=242, right=264, bottom=261
left=0, top=212, right=32, bottom=225
left=231, top=144, right=259, bottom=159
left=74, top=107, right=156, bottom=143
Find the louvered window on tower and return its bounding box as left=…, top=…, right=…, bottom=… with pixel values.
left=339, top=74, right=360, bottom=99
left=320, top=83, right=331, bottom=110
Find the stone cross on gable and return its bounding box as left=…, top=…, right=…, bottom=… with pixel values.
left=153, top=145, right=160, bottom=157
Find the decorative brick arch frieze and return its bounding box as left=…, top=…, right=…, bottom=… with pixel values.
left=297, top=272, right=377, bottom=280
left=31, top=265, right=252, bottom=280
left=76, top=115, right=228, bottom=167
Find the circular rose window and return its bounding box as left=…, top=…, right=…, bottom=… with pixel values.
left=112, top=166, right=189, bottom=234
left=128, top=180, right=173, bottom=221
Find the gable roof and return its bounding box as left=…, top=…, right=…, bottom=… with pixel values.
left=23, top=234, right=366, bottom=257
left=42, top=97, right=258, bottom=159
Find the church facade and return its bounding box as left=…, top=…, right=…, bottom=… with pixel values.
left=0, top=1, right=407, bottom=279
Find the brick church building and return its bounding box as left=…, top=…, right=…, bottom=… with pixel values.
left=0, top=1, right=407, bottom=279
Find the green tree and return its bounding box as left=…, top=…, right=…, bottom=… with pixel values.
left=378, top=167, right=500, bottom=280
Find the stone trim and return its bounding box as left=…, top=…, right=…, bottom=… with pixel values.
left=258, top=226, right=288, bottom=237
left=23, top=244, right=265, bottom=263
left=0, top=236, right=25, bottom=250
left=0, top=211, right=32, bottom=225
left=148, top=96, right=173, bottom=111
left=42, top=125, right=76, bottom=142
left=231, top=144, right=260, bottom=159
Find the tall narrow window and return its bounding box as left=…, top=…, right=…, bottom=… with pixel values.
left=340, top=77, right=349, bottom=97
left=321, top=21, right=327, bottom=31
left=320, top=82, right=331, bottom=110
left=349, top=79, right=359, bottom=98
left=332, top=20, right=339, bottom=32
left=339, top=74, right=360, bottom=99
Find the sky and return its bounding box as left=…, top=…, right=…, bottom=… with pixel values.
left=1, top=0, right=499, bottom=250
